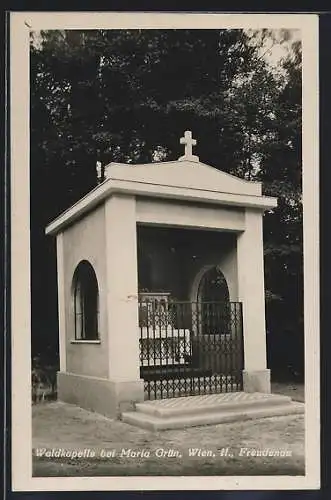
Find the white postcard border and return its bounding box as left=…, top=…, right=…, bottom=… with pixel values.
left=10, top=11, right=320, bottom=491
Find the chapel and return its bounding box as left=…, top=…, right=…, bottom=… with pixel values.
left=46, top=131, right=278, bottom=419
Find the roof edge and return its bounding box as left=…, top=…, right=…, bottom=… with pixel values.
left=45, top=178, right=277, bottom=236
left=105, top=160, right=263, bottom=187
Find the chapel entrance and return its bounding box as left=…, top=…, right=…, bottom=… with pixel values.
left=137, top=226, right=244, bottom=400
left=139, top=297, right=243, bottom=400
left=189, top=266, right=243, bottom=380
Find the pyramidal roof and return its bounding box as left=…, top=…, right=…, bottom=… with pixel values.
left=46, top=131, right=277, bottom=236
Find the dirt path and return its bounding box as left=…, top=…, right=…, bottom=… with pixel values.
left=33, top=400, right=305, bottom=476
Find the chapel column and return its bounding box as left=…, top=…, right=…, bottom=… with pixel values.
left=105, top=194, right=144, bottom=408
left=237, top=208, right=271, bottom=393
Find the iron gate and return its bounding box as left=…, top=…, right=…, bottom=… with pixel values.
left=139, top=298, right=244, bottom=400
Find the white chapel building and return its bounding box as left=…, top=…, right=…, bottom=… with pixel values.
left=46, top=131, right=280, bottom=420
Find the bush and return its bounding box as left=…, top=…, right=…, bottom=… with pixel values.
left=31, top=356, right=58, bottom=403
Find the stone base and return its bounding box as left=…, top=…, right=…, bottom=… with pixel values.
left=57, top=371, right=144, bottom=419
left=242, top=369, right=271, bottom=393
left=122, top=392, right=304, bottom=431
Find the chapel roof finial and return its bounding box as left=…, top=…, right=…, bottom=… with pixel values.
left=178, top=130, right=199, bottom=162
left=96, top=161, right=103, bottom=184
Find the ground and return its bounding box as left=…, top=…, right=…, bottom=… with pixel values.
left=32, top=383, right=305, bottom=477
left=270, top=382, right=304, bottom=403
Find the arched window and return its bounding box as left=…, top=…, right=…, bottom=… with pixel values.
left=72, top=260, right=99, bottom=340
left=197, top=266, right=230, bottom=335
left=197, top=266, right=230, bottom=303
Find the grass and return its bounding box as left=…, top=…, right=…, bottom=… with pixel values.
left=271, top=382, right=304, bottom=402
left=32, top=382, right=305, bottom=477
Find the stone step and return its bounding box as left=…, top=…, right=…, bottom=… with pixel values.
left=121, top=401, right=304, bottom=431
left=136, top=392, right=292, bottom=418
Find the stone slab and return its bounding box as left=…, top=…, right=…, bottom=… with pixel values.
left=122, top=401, right=304, bottom=431
left=136, top=392, right=292, bottom=418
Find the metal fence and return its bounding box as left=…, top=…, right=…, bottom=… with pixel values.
left=139, top=299, right=244, bottom=400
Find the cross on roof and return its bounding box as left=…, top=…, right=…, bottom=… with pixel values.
left=178, top=130, right=199, bottom=162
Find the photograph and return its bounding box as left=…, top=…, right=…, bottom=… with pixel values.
left=10, top=12, right=319, bottom=491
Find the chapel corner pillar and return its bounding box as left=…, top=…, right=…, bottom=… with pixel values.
left=104, top=194, right=144, bottom=408
left=237, top=209, right=271, bottom=393
left=56, top=232, right=66, bottom=372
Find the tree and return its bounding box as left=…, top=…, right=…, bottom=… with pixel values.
left=260, top=40, right=303, bottom=377
left=31, top=29, right=276, bottom=213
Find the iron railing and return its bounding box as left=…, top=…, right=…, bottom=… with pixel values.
left=138, top=299, right=244, bottom=400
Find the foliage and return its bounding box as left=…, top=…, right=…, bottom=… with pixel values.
left=31, top=356, right=57, bottom=403
left=30, top=29, right=303, bottom=376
